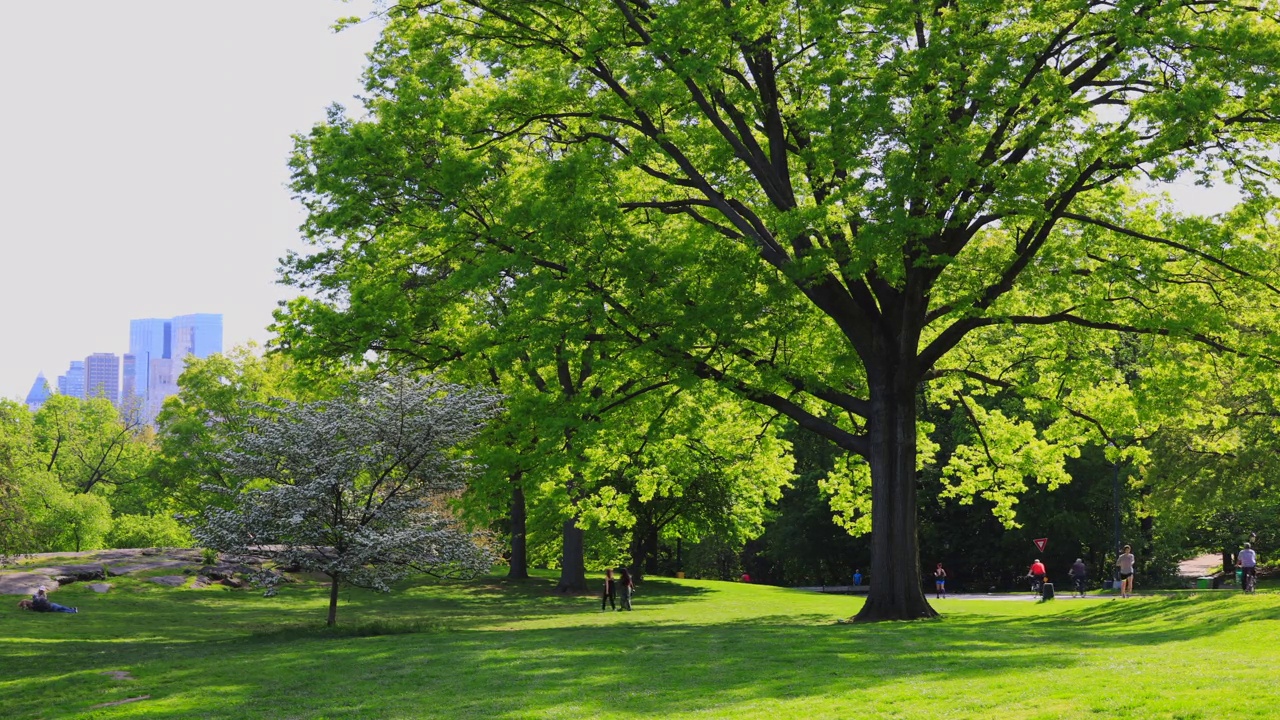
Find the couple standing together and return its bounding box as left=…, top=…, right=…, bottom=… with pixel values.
left=602, top=568, right=634, bottom=611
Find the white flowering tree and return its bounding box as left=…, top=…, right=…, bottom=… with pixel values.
left=194, top=372, right=502, bottom=625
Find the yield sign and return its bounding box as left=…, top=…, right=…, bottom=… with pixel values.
left=1033, top=538, right=1049, bottom=553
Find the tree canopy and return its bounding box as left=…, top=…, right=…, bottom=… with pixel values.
left=281, top=0, right=1280, bottom=619
left=194, top=372, right=502, bottom=625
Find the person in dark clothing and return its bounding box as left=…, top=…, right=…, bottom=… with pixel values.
left=601, top=569, right=616, bottom=611
left=31, top=587, right=77, bottom=613
left=618, top=568, right=635, bottom=610
left=1069, top=559, right=1088, bottom=597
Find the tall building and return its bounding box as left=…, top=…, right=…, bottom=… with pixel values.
left=24, top=373, right=52, bottom=411
left=145, top=358, right=180, bottom=424
left=84, top=353, right=120, bottom=403
left=57, top=360, right=85, bottom=399
left=171, top=313, right=223, bottom=360
left=131, top=312, right=222, bottom=424
left=129, top=318, right=171, bottom=401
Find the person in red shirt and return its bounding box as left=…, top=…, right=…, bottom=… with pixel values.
left=1028, top=559, right=1047, bottom=589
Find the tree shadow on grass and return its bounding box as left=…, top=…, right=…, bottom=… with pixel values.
left=3, top=586, right=1276, bottom=719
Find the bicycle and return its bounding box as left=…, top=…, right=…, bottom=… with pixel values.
left=1241, top=567, right=1257, bottom=594
left=1026, top=574, right=1044, bottom=597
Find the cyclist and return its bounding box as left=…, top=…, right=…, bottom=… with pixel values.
left=1069, top=558, right=1088, bottom=597
left=1238, top=542, right=1258, bottom=593
left=1028, top=559, right=1047, bottom=593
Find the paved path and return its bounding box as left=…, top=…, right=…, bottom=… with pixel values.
left=1178, top=552, right=1221, bottom=577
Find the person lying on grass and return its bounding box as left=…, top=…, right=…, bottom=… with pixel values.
left=23, top=587, right=77, bottom=613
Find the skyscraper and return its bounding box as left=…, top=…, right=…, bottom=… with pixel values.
left=57, top=360, right=85, bottom=399
left=84, top=353, right=120, bottom=403
left=129, top=318, right=171, bottom=401
left=132, top=312, right=222, bottom=424
left=24, top=373, right=51, bottom=411
left=171, top=313, right=223, bottom=360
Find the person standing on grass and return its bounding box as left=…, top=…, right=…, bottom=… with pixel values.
left=1238, top=543, right=1258, bottom=591
left=933, top=563, right=947, bottom=599
left=601, top=568, right=617, bottom=611
left=619, top=568, right=635, bottom=610
left=1117, top=545, right=1136, bottom=598
left=1070, top=558, right=1088, bottom=597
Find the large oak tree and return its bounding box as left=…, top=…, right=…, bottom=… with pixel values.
left=286, top=0, right=1280, bottom=619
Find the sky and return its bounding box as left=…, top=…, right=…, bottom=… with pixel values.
left=0, top=1, right=382, bottom=400
left=0, top=3, right=1249, bottom=401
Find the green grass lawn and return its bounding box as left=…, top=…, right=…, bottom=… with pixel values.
left=2, top=572, right=1277, bottom=719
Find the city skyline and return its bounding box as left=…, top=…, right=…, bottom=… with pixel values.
left=23, top=312, right=223, bottom=423
left=0, top=1, right=382, bottom=401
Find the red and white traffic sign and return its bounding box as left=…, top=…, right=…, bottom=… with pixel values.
left=1033, top=538, right=1048, bottom=552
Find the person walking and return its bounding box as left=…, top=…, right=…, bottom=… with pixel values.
left=1117, top=545, right=1136, bottom=598
left=619, top=568, right=635, bottom=610
left=853, top=569, right=863, bottom=587
left=1070, top=558, right=1088, bottom=597
left=933, top=563, right=947, bottom=599
left=601, top=568, right=617, bottom=611
left=1238, top=542, right=1259, bottom=592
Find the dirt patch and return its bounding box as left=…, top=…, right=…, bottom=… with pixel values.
left=101, top=670, right=134, bottom=680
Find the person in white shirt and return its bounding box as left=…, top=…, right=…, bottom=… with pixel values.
left=1238, top=542, right=1258, bottom=592
left=1117, top=545, right=1136, bottom=599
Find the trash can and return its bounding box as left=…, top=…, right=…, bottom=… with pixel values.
left=1042, top=582, right=1055, bottom=600
left=1196, top=577, right=1213, bottom=590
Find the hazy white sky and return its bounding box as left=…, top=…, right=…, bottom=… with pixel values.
left=0, top=3, right=1247, bottom=401
left=0, top=1, right=382, bottom=400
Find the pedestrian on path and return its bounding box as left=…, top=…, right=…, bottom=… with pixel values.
left=1117, top=545, right=1136, bottom=598
left=933, top=563, right=947, bottom=599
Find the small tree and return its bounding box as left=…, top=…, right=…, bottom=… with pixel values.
left=195, top=372, right=502, bottom=626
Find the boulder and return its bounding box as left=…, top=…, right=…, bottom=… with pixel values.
left=88, top=583, right=112, bottom=593
left=0, top=573, right=59, bottom=596
left=149, top=576, right=187, bottom=587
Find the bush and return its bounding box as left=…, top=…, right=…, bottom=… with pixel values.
left=106, top=513, right=193, bottom=549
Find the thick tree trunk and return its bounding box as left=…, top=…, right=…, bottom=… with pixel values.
left=507, top=484, right=529, bottom=580
left=854, top=367, right=937, bottom=622
left=554, top=518, right=587, bottom=593
left=644, top=525, right=659, bottom=576
left=327, top=574, right=340, bottom=627
left=628, top=526, right=646, bottom=583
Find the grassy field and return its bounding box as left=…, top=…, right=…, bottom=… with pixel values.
left=2, top=571, right=1277, bottom=719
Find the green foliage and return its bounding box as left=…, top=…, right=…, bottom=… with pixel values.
left=15, top=472, right=114, bottom=553
left=105, top=513, right=193, bottom=549
left=279, top=0, right=1280, bottom=618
